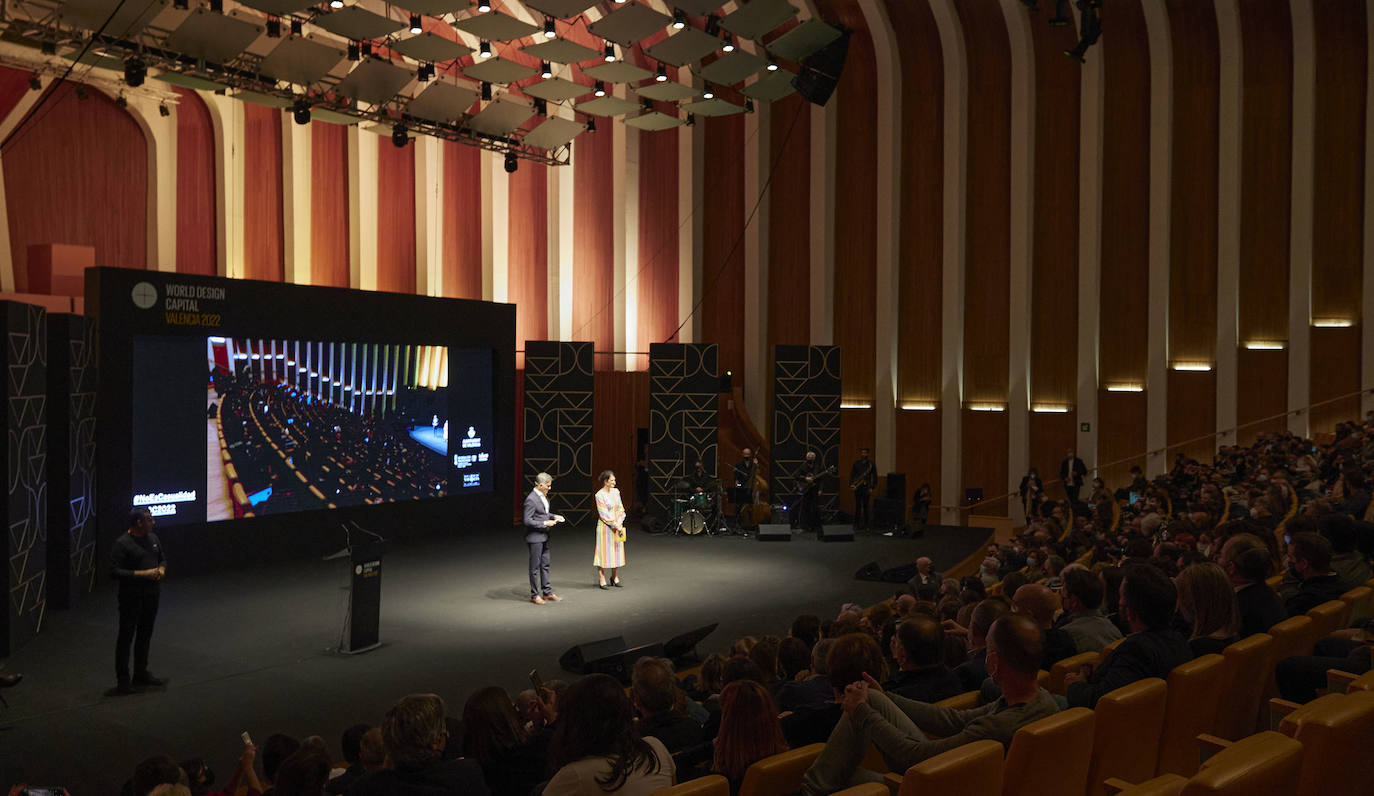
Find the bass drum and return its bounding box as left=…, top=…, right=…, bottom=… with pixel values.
left=681, top=509, right=706, bottom=535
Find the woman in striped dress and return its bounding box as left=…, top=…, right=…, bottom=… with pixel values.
left=594, top=470, right=626, bottom=589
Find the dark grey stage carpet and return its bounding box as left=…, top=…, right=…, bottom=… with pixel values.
left=0, top=523, right=982, bottom=793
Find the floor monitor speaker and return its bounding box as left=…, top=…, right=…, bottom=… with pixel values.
left=757, top=523, right=792, bottom=541
left=558, top=635, right=626, bottom=674
left=820, top=524, right=854, bottom=542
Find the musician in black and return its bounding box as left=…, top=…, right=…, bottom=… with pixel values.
left=849, top=447, right=877, bottom=530
left=689, top=459, right=715, bottom=494
left=791, top=451, right=822, bottom=532
left=732, top=448, right=757, bottom=525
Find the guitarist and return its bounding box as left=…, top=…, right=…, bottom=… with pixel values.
left=732, top=447, right=758, bottom=527
left=849, top=447, right=877, bottom=530
left=791, top=451, right=824, bottom=532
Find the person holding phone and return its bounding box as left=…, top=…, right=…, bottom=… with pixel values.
left=593, top=471, right=626, bottom=589
left=524, top=473, right=565, bottom=605
left=110, top=506, right=167, bottom=695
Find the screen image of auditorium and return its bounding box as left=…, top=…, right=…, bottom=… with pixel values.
left=130, top=336, right=494, bottom=526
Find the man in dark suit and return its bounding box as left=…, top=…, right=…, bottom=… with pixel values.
left=1060, top=449, right=1088, bottom=504
left=523, top=472, right=564, bottom=605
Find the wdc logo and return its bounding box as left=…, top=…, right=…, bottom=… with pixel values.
left=131, top=281, right=158, bottom=310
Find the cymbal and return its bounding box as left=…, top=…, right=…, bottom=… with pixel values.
left=674, top=480, right=693, bottom=490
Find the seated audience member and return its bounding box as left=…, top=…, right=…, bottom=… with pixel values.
left=689, top=654, right=726, bottom=703
left=352, top=693, right=490, bottom=796
left=979, top=558, right=1001, bottom=588
left=1284, top=532, right=1346, bottom=616
left=892, top=594, right=918, bottom=618
left=1100, top=566, right=1132, bottom=636
left=1000, top=571, right=1031, bottom=602
left=1319, top=512, right=1373, bottom=591
left=272, top=746, right=331, bottom=796
left=1057, top=567, right=1123, bottom=653
left=779, top=637, right=812, bottom=683
left=782, top=635, right=878, bottom=748
left=1042, top=556, right=1066, bottom=591
left=747, top=635, right=783, bottom=694
left=907, top=557, right=942, bottom=600
left=731, top=636, right=758, bottom=658
left=461, top=685, right=550, bottom=796
left=324, top=724, right=371, bottom=795
left=1175, top=562, right=1240, bottom=657
left=778, top=638, right=835, bottom=714
left=798, top=615, right=1060, bottom=795
left=882, top=616, right=963, bottom=704
left=1276, top=633, right=1373, bottom=703
left=544, top=673, right=675, bottom=796
left=1219, top=533, right=1287, bottom=636
left=791, top=614, right=822, bottom=650
left=129, top=755, right=184, bottom=796
left=954, top=600, right=1010, bottom=692
left=357, top=728, right=387, bottom=777
left=260, top=735, right=301, bottom=795
left=1065, top=565, right=1193, bottom=708
left=1011, top=584, right=1078, bottom=666
left=711, top=680, right=790, bottom=794
left=631, top=658, right=703, bottom=755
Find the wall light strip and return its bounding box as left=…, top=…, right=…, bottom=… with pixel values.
left=1171, top=363, right=1214, bottom=372
left=840, top=402, right=873, bottom=410
left=1105, top=385, right=1144, bottom=393
left=968, top=403, right=1006, bottom=412
left=1031, top=405, right=1071, bottom=414
left=901, top=402, right=937, bottom=411
left=1243, top=341, right=1286, bottom=350
left=1312, top=318, right=1355, bottom=328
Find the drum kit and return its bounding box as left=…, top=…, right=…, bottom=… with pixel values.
left=668, top=478, right=731, bottom=536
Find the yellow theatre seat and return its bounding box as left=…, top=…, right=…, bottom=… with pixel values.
left=1100, top=637, right=1126, bottom=662
left=1002, top=707, right=1095, bottom=796
left=935, top=690, right=981, bottom=710
left=1085, top=678, right=1168, bottom=796
left=1155, top=654, right=1226, bottom=777
left=1276, top=691, right=1374, bottom=796
left=1215, top=634, right=1273, bottom=740
left=1340, top=585, right=1372, bottom=623
left=887, top=739, right=1003, bottom=796
left=1265, top=615, right=1317, bottom=668
left=650, top=775, right=729, bottom=796
left=831, top=785, right=888, bottom=796
left=1105, top=731, right=1302, bottom=796
left=1305, top=600, right=1351, bottom=641
left=736, top=743, right=823, bottom=796
left=1050, top=651, right=1102, bottom=696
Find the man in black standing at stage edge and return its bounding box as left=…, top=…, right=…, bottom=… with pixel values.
left=849, top=448, right=877, bottom=530
left=1060, top=449, right=1087, bottom=504
left=732, top=447, right=757, bottom=526
left=111, top=506, right=167, bottom=695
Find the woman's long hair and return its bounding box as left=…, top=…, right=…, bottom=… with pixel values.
left=461, top=686, right=527, bottom=763
left=712, top=680, right=788, bottom=783
left=1176, top=562, right=1239, bottom=640
left=550, top=674, right=660, bottom=791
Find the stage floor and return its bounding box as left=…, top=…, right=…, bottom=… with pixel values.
left=0, top=523, right=984, bottom=792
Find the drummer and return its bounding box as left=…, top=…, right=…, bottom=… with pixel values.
left=688, top=459, right=717, bottom=496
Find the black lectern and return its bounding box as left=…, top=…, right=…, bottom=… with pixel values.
left=342, top=538, right=386, bottom=654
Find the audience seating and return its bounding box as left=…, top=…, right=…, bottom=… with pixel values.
left=1105, top=731, right=1302, bottom=796
left=1049, top=651, right=1102, bottom=695
left=1305, top=600, right=1351, bottom=640
left=935, top=691, right=981, bottom=710
left=1265, top=615, right=1317, bottom=669
left=830, top=785, right=889, bottom=796
left=1339, top=585, right=1371, bottom=623
left=1001, top=707, right=1096, bottom=796
left=652, top=775, right=729, bottom=796
left=1327, top=668, right=1374, bottom=694
left=1275, top=691, right=1374, bottom=796
left=885, top=739, right=1003, bottom=796
left=1085, top=678, right=1168, bottom=796
left=1155, top=654, right=1226, bottom=777
left=736, top=743, right=824, bottom=796
left=1215, top=634, right=1273, bottom=740
left=1100, top=637, right=1126, bottom=661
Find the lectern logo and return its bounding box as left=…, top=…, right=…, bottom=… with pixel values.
left=131, top=281, right=158, bottom=309
left=355, top=565, right=363, bottom=575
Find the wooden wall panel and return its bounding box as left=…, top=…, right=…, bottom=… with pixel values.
left=765, top=94, right=811, bottom=350
left=0, top=66, right=32, bottom=122
left=1098, top=391, right=1146, bottom=490
left=509, top=160, right=547, bottom=370
left=242, top=103, right=284, bottom=282
left=1167, top=371, right=1217, bottom=463
left=593, top=370, right=651, bottom=512
left=310, top=123, right=349, bottom=288
left=174, top=87, right=216, bottom=275
left=888, top=0, right=943, bottom=505
left=442, top=140, right=482, bottom=299
left=956, top=0, right=1010, bottom=514
left=376, top=141, right=416, bottom=294
left=1310, top=327, right=1361, bottom=432
left=636, top=128, right=679, bottom=369
left=1237, top=349, right=1288, bottom=443
left=573, top=124, right=615, bottom=370
left=4, top=85, right=147, bottom=290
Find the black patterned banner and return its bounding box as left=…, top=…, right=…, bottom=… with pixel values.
left=523, top=341, right=595, bottom=527
left=648, top=343, right=718, bottom=519
left=772, top=345, right=841, bottom=520
left=46, top=313, right=96, bottom=610
left=2, top=302, right=47, bottom=655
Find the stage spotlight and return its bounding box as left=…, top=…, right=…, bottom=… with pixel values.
left=292, top=97, right=311, bottom=125
left=541, top=60, right=553, bottom=78
left=543, top=17, right=556, bottom=39
left=594, top=80, right=606, bottom=97
left=291, top=18, right=303, bottom=35
left=480, top=81, right=492, bottom=101
left=417, top=63, right=432, bottom=82
left=115, top=94, right=127, bottom=109
left=27, top=74, right=40, bottom=91
left=655, top=63, right=667, bottom=82
left=504, top=152, right=518, bottom=173
left=533, top=98, right=547, bottom=115
left=477, top=0, right=491, bottom=11
left=124, top=56, right=146, bottom=87
left=672, top=9, right=686, bottom=29
left=721, top=35, right=735, bottom=53
left=347, top=42, right=360, bottom=61
left=704, top=14, right=720, bottom=35
left=767, top=55, right=778, bottom=71
left=586, top=118, right=596, bottom=132
left=479, top=40, right=492, bottom=58
left=392, top=123, right=408, bottom=148
left=361, top=41, right=373, bottom=57
left=603, top=42, right=616, bottom=62
left=159, top=103, right=170, bottom=117
left=642, top=97, right=653, bottom=111
left=1048, top=0, right=1070, bottom=25
left=266, top=17, right=280, bottom=37
left=702, top=82, right=713, bottom=99
left=744, top=99, right=754, bottom=112
left=410, top=13, right=423, bottom=34
left=685, top=112, right=695, bottom=127
left=329, top=0, right=343, bottom=7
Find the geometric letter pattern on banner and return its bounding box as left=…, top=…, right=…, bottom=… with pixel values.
left=2, top=302, right=47, bottom=656
left=45, top=313, right=97, bottom=609
left=648, top=342, right=718, bottom=519
left=771, top=345, right=841, bottom=520
left=522, top=341, right=594, bottom=527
